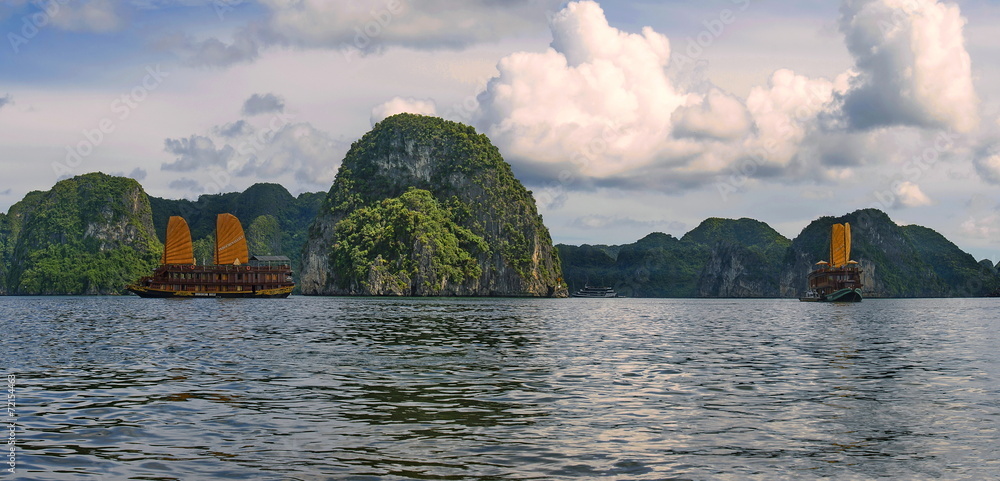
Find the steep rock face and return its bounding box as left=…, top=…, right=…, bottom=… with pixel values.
left=697, top=242, right=783, bottom=297
left=687, top=218, right=789, bottom=298
left=2, top=173, right=161, bottom=295
left=300, top=114, right=566, bottom=297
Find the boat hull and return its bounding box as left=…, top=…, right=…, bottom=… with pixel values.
left=799, top=288, right=863, bottom=303
left=127, top=285, right=293, bottom=299
left=571, top=285, right=619, bottom=298
left=825, top=287, right=863, bottom=302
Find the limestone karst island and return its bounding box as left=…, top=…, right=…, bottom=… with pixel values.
left=1, top=114, right=998, bottom=299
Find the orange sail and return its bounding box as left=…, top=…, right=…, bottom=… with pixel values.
left=829, top=222, right=851, bottom=268
left=163, top=216, right=195, bottom=265
left=215, top=213, right=249, bottom=265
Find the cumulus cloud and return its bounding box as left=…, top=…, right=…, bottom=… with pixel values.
left=234, top=122, right=341, bottom=186
left=672, top=89, right=752, bottom=141
left=473, top=1, right=846, bottom=189
left=161, top=105, right=344, bottom=193
left=892, top=181, right=932, bottom=207
left=472, top=0, right=984, bottom=196
left=973, top=150, right=1000, bottom=185
left=177, top=0, right=557, bottom=66
left=214, top=120, right=252, bottom=138
left=743, top=69, right=844, bottom=169
left=960, top=213, right=1000, bottom=240
left=370, top=97, right=437, bottom=126
left=242, top=93, right=285, bottom=116
left=476, top=1, right=693, bottom=181
left=162, top=135, right=235, bottom=171
left=0, top=94, right=11, bottom=110
left=168, top=177, right=202, bottom=192
left=47, top=0, right=124, bottom=33
left=166, top=27, right=270, bottom=68
left=260, top=0, right=558, bottom=52
left=128, top=167, right=147, bottom=181
left=838, top=0, right=979, bottom=132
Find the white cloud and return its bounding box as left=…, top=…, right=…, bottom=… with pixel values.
left=973, top=151, right=1000, bottom=184
left=743, top=69, right=844, bottom=169
left=472, top=0, right=985, bottom=196
left=672, top=89, right=752, bottom=141
left=570, top=214, right=686, bottom=232
left=260, top=0, right=557, bottom=52
left=235, top=122, right=341, bottom=187
left=177, top=29, right=263, bottom=68
left=48, top=0, right=124, bottom=33
left=475, top=1, right=694, bottom=180
left=0, top=94, right=11, bottom=110
left=179, top=0, right=557, bottom=67
left=838, top=0, right=979, bottom=132
left=242, top=93, right=285, bottom=116
left=370, top=97, right=437, bottom=126
left=893, top=180, right=932, bottom=207
left=161, top=135, right=234, bottom=171
left=960, top=213, right=1000, bottom=240
left=160, top=107, right=343, bottom=191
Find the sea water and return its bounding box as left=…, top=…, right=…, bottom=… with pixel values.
left=3, top=296, right=999, bottom=480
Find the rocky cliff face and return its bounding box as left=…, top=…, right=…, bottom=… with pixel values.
left=1, top=173, right=161, bottom=295
left=299, top=114, right=566, bottom=297
left=697, top=242, right=783, bottom=297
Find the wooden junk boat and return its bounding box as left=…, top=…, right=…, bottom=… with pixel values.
left=800, top=222, right=863, bottom=302
left=571, top=285, right=619, bottom=298
left=127, top=213, right=294, bottom=298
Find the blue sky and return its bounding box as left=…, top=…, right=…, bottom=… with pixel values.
left=2, top=0, right=1000, bottom=261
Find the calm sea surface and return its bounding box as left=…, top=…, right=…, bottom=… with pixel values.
left=3, top=297, right=999, bottom=480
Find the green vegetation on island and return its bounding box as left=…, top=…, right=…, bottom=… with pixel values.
left=559, top=209, right=1000, bottom=298
left=300, top=113, right=565, bottom=297
left=0, top=173, right=161, bottom=295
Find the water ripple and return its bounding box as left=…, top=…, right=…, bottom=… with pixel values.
left=3, top=297, right=999, bottom=479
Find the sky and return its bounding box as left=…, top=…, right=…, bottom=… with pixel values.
left=2, top=0, right=1000, bottom=262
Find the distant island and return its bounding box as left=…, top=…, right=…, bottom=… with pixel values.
left=1, top=115, right=998, bottom=298
left=558, top=211, right=1000, bottom=298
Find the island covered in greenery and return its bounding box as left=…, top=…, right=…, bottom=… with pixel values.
left=299, top=113, right=566, bottom=297
left=558, top=209, right=1000, bottom=298
left=1, top=119, right=998, bottom=298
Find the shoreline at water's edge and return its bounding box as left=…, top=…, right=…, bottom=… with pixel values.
left=2, top=294, right=996, bottom=299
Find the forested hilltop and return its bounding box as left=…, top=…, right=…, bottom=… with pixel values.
left=0, top=173, right=322, bottom=295
left=0, top=173, right=161, bottom=295
left=559, top=209, right=1000, bottom=298
left=299, top=113, right=566, bottom=297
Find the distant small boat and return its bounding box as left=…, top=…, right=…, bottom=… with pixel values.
left=127, top=214, right=294, bottom=298
left=571, top=285, right=619, bottom=298
left=799, top=222, right=863, bottom=302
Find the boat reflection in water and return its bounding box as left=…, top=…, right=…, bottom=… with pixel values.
left=127, top=213, right=294, bottom=298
